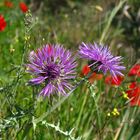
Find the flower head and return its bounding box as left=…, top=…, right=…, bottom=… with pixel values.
left=128, top=64, right=140, bottom=77
left=81, top=65, right=103, bottom=83
left=4, top=1, right=13, bottom=8
left=79, top=42, right=125, bottom=79
left=88, top=72, right=103, bottom=83
left=126, top=82, right=140, bottom=106
left=82, top=65, right=91, bottom=76
left=19, top=2, right=28, bottom=13
left=26, top=44, right=77, bottom=97
left=0, top=15, right=6, bottom=31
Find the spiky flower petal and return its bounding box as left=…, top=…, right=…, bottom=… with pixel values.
left=79, top=42, right=125, bottom=79
left=26, top=44, right=77, bottom=97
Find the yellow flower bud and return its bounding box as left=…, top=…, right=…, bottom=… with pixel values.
left=112, top=108, right=120, bottom=116
left=95, top=5, right=103, bottom=12
left=107, top=112, right=111, bottom=117
left=122, top=91, right=129, bottom=100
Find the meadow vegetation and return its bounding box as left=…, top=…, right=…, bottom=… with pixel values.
left=0, top=0, right=140, bottom=139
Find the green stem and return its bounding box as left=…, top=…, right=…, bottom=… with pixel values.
left=76, top=88, right=88, bottom=131
left=100, top=0, right=126, bottom=43
left=93, top=95, right=101, bottom=133
left=33, top=73, right=93, bottom=124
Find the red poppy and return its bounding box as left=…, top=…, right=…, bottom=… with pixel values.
left=4, top=1, right=13, bottom=8
left=129, top=82, right=136, bottom=89
left=19, top=2, right=28, bottom=13
left=81, top=65, right=103, bottom=83
left=82, top=65, right=91, bottom=76
left=126, top=82, right=140, bottom=106
left=128, top=64, right=140, bottom=77
left=105, top=75, right=124, bottom=86
left=0, top=15, right=6, bottom=31
left=89, top=72, right=103, bottom=83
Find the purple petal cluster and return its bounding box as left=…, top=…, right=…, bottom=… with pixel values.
left=79, top=42, right=125, bottom=78
left=26, top=44, right=77, bottom=96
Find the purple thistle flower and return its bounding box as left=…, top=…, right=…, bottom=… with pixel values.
left=79, top=42, right=125, bottom=79
left=26, top=44, right=77, bottom=97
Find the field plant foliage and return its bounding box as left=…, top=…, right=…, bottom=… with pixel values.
left=0, top=0, right=140, bottom=140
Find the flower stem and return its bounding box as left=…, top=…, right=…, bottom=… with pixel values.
left=33, top=72, right=93, bottom=124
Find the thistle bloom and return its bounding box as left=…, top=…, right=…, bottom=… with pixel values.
left=26, top=44, right=77, bottom=97
left=0, top=15, right=6, bottom=31
left=79, top=42, right=125, bottom=79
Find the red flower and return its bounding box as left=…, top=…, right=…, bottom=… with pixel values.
left=128, top=64, right=140, bottom=77
left=4, top=1, right=13, bottom=8
left=129, top=82, right=136, bottom=89
left=105, top=75, right=124, bottom=86
left=19, top=2, right=28, bottom=13
left=81, top=65, right=103, bottom=83
left=82, top=65, right=91, bottom=76
left=0, top=15, right=6, bottom=31
left=126, top=82, right=140, bottom=106
left=88, top=72, right=103, bottom=83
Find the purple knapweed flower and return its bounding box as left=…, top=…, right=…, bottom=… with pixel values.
left=79, top=42, right=125, bottom=79
left=26, top=44, right=77, bottom=97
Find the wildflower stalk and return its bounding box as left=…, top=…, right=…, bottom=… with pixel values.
left=114, top=109, right=128, bottom=140
left=100, top=0, right=126, bottom=43
left=75, top=87, right=89, bottom=131
left=33, top=72, right=94, bottom=124
left=89, top=85, right=102, bottom=138
left=42, top=121, right=81, bottom=140
left=11, top=11, right=32, bottom=105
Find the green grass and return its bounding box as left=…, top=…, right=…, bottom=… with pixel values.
left=0, top=0, right=140, bottom=140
